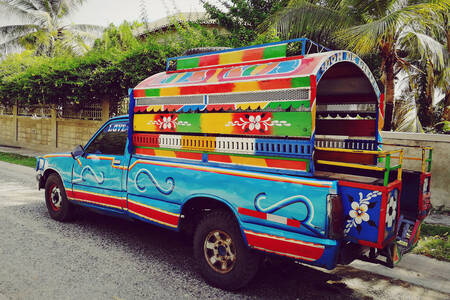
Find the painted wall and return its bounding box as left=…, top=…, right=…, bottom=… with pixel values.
left=382, top=131, right=450, bottom=209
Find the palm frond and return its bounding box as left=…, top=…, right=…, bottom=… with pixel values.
left=400, top=31, right=447, bottom=71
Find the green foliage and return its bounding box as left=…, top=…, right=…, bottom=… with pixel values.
left=413, top=224, right=450, bottom=261
left=202, top=0, right=289, bottom=46
left=0, top=20, right=232, bottom=108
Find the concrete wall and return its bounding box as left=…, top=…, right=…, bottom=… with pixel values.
left=381, top=131, right=450, bottom=209
left=0, top=101, right=108, bottom=153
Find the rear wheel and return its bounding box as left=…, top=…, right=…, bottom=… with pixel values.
left=45, top=174, right=74, bottom=222
left=193, top=210, right=259, bottom=290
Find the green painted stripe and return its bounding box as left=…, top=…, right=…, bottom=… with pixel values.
left=263, top=44, right=287, bottom=59
left=291, top=76, right=310, bottom=88
left=271, top=112, right=311, bottom=137
left=145, top=89, right=160, bottom=97
left=267, top=100, right=310, bottom=110
left=177, top=114, right=201, bottom=133
left=177, top=57, right=200, bottom=70
left=242, top=65, right=258, bottom=76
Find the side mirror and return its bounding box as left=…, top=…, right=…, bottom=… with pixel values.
left=71, top=145, right=85, bottom=159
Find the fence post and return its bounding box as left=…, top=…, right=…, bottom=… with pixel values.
left=101, top=99, right=110, bottom=122
left=12, top=102, right=18, bottom=142
left=51, top=105, right=57, bottom=149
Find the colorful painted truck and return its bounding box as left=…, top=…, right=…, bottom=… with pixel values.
left=36, top=39, right=432, bottom=290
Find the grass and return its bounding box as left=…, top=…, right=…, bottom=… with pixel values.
left=0, top=151, right=36, bottom=168
left=413, top=223, right=450, bottom=262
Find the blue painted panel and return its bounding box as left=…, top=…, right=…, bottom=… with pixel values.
left=340, top=185, right=382, bottom=243
left=127, top=157, right=337, bottom=236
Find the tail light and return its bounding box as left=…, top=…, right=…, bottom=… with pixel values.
left=327, top=194, right=344, bottom=239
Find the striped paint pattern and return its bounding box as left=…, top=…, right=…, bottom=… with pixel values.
left=239, top=207, right=301, bottom=228
left=243, top=230, right=325, bottom=261
left=128, top=159, right=331, bottom=188
left=134, top=147, right=308, bottom=172
left=133, top=133, right=313, bottom=157
left=133, top=100, right=311, bottom=113
left=133, top=111, right=311, bottom=138
left=66, top=189, right=180, bottom=228
left=133, top=76, right=310, bottom=99
left=175, top=44, right=287, bottom=70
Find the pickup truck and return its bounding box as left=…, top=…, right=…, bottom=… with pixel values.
left=36, top=39, right=432, bottom=290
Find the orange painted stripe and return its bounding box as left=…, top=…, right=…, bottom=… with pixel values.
left=136, top=148, right=156, bottom=156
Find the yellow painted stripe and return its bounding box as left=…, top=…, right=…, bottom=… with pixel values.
left=134, top=114, right=157, bottom=132
left=159, top=86, right=180, bottom=96
left=43, top=154, right=71, bottom=158
left=317, top=160, right=385, bottom=171
left=181, top=136, right=216, bottom=151
left=236, top=102, right=269, bottom=110
left=230, top=156, right=268, bottom=167
left=146, top=105, right=163, bottom=112
left=219, top=50, right=244, bottom=65
left=153, top=149, right=176, bottom=157
left=233, top=81, right=260, bottom=92
left=201, top=113, right=233, bottom=135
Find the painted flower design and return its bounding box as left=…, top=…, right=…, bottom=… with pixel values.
left=344, top=190, right=381, bottom=234
left=248, top=115, right=262, bottom=131
left=349, top=202, right=370, bottom=224
left=162, top=116, right=173, bottom=129
left=386, top=189, right=398, bottom=228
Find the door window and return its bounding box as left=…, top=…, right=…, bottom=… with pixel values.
left=85, top=122, right=128, bottom=155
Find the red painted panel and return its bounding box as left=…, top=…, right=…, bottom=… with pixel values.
left=128, top=201, right=179, bottom=227
left=287, top=219, right=301, bottom=228
left=136, top=148, right=156, bottom=156
left=67, top=190, right=122, bottom=209
left=316, top=150, right=375, bottom=165
left=316, top=119, right=376, bottom=136
left=245, top=231, right=324, bottom=261
left=265, top=158, right=307, bottom=171
left=206, top=104, right=235, bottom=112
left=174, top=151, right=202, bottom=160
left=243, top=48, right=264, bottom=61
left=199, top=54, right=220, bottom=67
left=238, top=207, right=266, bottom=219
left=133, top=89, right=146, bottom=98
left=133, top=133, right=160, bottom=147
left=258, top=78, right=292, bottom=90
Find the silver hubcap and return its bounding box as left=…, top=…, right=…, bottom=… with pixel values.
left=204, top=230, right=236, bottom=274
left=51, top=187, right=62, bottom=209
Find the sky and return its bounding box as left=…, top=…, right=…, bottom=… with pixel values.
left=0, top=0, right=207, bottom=26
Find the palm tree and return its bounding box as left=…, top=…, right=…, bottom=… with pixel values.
left=261, top=0, right=449, bottom=131
left=0, top=0, right=103, bottom=57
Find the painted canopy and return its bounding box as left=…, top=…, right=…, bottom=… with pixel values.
left=132, top=43, right=381, bottom=114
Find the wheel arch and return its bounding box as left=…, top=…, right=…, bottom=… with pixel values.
left=179, top=194, right=245, bottom=241
left=39, top=168, right=63, bottom=190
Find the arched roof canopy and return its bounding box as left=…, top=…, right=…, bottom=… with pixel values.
left=317, top=62, right=379, bottom=105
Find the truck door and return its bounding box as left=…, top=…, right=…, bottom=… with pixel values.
left=70, top=120, right=128, bottom=212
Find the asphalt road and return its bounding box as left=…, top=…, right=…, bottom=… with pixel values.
left=0, top=161, right=448, bottom=300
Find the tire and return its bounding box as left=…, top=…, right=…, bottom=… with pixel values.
left=193, top=210, right=259, bottom=290
left=45, top=174, right=75, bottom=222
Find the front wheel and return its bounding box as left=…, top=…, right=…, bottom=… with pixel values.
left=45, top=174, right=75, bottom=222
left=193, top=211, right=259, bottom=290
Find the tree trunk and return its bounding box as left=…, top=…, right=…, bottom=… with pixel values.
left=383, top=58, right=395, bottom=131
